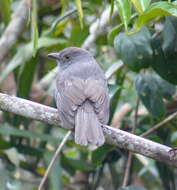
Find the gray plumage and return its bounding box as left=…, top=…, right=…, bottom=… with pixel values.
left=48, top=47, right=109, bottom=146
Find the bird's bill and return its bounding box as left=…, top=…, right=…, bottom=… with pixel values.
left=47, top=53, right=59, bottom=60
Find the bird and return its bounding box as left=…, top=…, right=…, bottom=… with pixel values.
left=48, top=47, right=109, bottom=146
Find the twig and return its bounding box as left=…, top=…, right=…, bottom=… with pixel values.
left=122, top=97, right=140, bottom=187
left=38, top=131, right=71, bottom=190
left=0, top=93, right=176, bottom=166
left=0, top=0, right=30, bottom=64
left=122, top=153, right=133, bottom=187
left=141, top=111, right=177, bottom=137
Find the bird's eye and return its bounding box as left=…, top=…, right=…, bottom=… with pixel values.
left=64, top=55, right=70, bottom=60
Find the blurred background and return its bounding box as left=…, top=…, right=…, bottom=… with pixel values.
left=0, top=0, right=177, bottom=189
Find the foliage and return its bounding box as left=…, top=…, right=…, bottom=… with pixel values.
left=0, top=0, right=176, bottom=190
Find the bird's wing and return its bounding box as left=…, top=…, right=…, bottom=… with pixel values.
left=55, top=78, right=86, bottom=129
left=56, top=77, right=109, bottom=128
left=84, top=78, right=110, bottom=124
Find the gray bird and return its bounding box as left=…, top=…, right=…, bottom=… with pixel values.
left=48, top=47, right=109, bottom=146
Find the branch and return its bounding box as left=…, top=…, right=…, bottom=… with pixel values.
left=0, top=93, right=176, bottom=166
left=0, top=0, right=30, bottom=64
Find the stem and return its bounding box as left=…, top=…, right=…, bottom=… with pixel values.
left=37, top=131, right=71, bottom=190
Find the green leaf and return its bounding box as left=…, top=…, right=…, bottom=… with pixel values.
left=110, top=0, right=115, bottom=21
left=0, top=124, right=59, bottom=142
left=92, top=144, right=114, bottom=165
left=115, top=0, right=132, bottom=31
left=0, top=37, right=67, bottom=84
left=49, top=8, right=77, bottom=34
left=151, top=37, right=177, bottom=85
left=130, top=0, right=151, bottom=14
left=31, top=0, right=38, bottom=56
left=136, top=2, right=177, bottom=28
left=114, top=27, right=152, bottom=72
left=108, top=23, right=124, bottom=45
left=154, top=74, right=176, bottom=100
left=61, top=154, right=94, bottom=172
left=70, top=20, right=89, bottom=46
left=0, top=0, right=11, bottom=24
left=119, top=185, right=148, bottom=190
left=135, top=74, right=166, bottom=118
left=108, top=13, right=137, bottom=45
left=162, top=16, right=177, bottom=56
left=75, top=0, right=84, bottom=28
left=44, top=152, right=63, bottom=190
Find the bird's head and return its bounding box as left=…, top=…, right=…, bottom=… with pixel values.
left=48, top=47, right=91, bottom=69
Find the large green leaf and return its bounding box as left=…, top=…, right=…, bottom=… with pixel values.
left=114, top=27, right=152, bottom=72
left=115, top=0, right=132, bottom=31
left=135, top=74, right=166, bottom=118
left=151, top=37, right=177, bottom=85
left=136, top=2, right=177, bottom=28
left=162, top=16, right=177, bottom=56
left=0, top=37, right=66, bottom=84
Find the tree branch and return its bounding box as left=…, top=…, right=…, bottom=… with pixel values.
left=0, top=93, right=176, bottom=166
left=0, top=0, right=30, bottom=64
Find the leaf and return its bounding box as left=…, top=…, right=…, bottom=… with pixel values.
left=92, top=144, right=114, bottom=165
left=0, top=124, right=59, bottom=143
left=31, top=0, right=38, bottom=56
left=0, top=0, right=11, bottom=24
left=108, top=23, right=124, bottom=45
left=110, top=0, right=115, bottom=21
left=114, top=27, right=152, bottom=72
left=136, top=2, right=177, bottom=28
left=44, top=152, right=63, bottom=190
left=0, top=37, right=67, bottom=84
left=115, top=0, right=132, bottom=31
left=154, top=74, right=176, bottom=100
left=151, top=37, right=177, bottom=85
left=162, top=16, right=177, bottom=56
left=75, top=0, right=84, bottom=28
left=108, top=13, right=137, bottom=45
left=61, top=154, right=94, bottom=172
left=119, top=185, right=148, bottom=190
left=130, top=0, right=151, bottom=14
left=49, top=8, right=77, bottom=34
left=135, top=74, right=166, bottom=118
left=70, top=20, right=89, bottom=46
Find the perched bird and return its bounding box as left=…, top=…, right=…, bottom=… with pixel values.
left=48, top=47, right=109, bottom=146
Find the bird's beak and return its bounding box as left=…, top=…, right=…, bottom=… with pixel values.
left=47, top=53, right=59, bottom=60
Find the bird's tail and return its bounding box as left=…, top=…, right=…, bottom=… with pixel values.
left=75, top=101, right=105, bottom=146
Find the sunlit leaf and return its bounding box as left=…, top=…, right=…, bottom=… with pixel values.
left=115, top=0, right=132, bottom=32
left=0, top=0, right=11, bottom=24
left=136, top=2, right=177, bottom=28
left=130, top=0, right=151, bottom=14
left=75, top=0, right=84, bottom=28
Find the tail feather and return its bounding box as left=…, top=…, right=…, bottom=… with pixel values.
left=75, top=101, right=105, bottom=146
